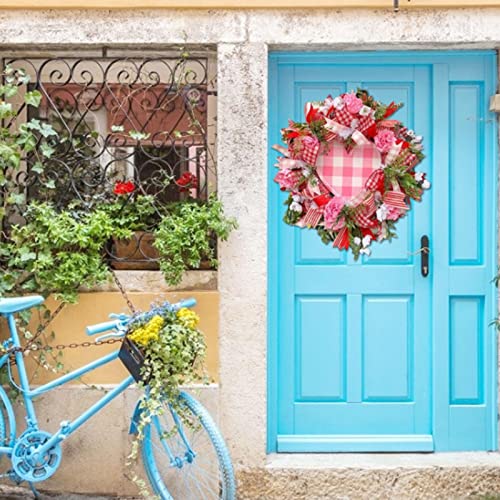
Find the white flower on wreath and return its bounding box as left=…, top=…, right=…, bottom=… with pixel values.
left=289, top=201, right=303, bottom=213
left=320, top=96, right=335, bottom=114
left=338, top=127, right=352, bottom=139
left=376, top=204, right=389, bottom=222
left=362, top=235, right=372, bottom=248
left=354, top=234, right=372, bottom=256
left=301, top=166, right=312, bottom=177
left=333, top=96, right=345, bottom=110
left=350, top=118, right=359, bottom=129
left=290, top=194, right=304, bottom=213
left=378, top=222, right=389, bottom=241
left=414, top=172, right=431, bottom=190
left=359, top=105, right=373, bottom=117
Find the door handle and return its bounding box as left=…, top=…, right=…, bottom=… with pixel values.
left=420, top=235, right=430, bottom=277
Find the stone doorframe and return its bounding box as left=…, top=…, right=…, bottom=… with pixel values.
left=0, top=5, right=498, bottom=472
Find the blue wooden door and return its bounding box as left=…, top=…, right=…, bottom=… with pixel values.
left=268, top=52, right=497, bottom=452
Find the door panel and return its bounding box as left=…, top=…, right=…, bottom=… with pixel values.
left=268, top=52, right=497, bottom=452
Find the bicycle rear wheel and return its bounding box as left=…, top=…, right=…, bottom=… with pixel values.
left=141, top=391, right=236, bottom=500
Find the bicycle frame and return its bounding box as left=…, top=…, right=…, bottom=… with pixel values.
left=0, top=311, right=135, bottom=460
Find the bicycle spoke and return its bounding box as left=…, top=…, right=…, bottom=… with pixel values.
left=142, top=392, right=234, bottom=499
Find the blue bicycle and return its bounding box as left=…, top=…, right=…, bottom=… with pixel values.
left=0, top=295, right=236, bottom=499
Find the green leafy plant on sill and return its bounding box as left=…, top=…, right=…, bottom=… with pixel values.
left=100, top=194, right=158, bottom=232
left=99, top=186, right=237, bottom=285
left=2, top=202, right=132, bottom=303
left=1, top=194, right=237, bottom=303
left=154, top=195, right=238, bottom=285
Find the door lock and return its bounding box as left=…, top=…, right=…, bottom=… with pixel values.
left=420, top=235, right=430, bottom=277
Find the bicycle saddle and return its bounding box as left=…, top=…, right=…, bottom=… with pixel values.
left=0, top=295, right=44, bottom=315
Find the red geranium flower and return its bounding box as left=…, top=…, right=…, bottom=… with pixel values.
left=177, top=172, right=198, bottom=193
left=114, top=180, right=135, bottom=195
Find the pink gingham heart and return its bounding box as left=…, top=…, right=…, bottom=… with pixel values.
left=315, top=142, right=382, bottom=203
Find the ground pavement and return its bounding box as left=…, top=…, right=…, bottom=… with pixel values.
left=0, top=483, right=140, bottom=499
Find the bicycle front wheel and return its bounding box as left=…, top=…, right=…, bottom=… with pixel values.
left=141, top=391, right=236, bottom=500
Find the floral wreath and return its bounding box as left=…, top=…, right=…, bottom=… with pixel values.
left=273, top=89, right=430, bottom=258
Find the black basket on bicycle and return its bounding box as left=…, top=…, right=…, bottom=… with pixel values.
left=119, top=337, right=146, bottom=383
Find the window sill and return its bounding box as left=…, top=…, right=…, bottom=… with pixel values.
left=81, top=269, right=217, bottom=293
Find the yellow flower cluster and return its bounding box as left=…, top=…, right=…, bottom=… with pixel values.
left=176, top=308, right=200, bottom=329
left=128, top=315, right=164, bottom=346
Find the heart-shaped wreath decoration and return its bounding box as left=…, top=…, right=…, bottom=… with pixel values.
left=273, top=89, right=430, bottom=258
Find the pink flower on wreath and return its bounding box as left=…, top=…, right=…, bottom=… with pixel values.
left=374, top=128, right=396, bottom=153
left=274, top=168, right=301, bottom=191
left=302, top=134, right=320, bottom=151
left=323, top=196, right=346, bottom=229
left=343, top=92, right=364, bottom=115
left=386, top=205, right=401, bottom=221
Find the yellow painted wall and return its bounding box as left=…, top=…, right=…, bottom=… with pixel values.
left=0, top=0, right=495, bottom=7
left=7, top=291, right=219, bottom=385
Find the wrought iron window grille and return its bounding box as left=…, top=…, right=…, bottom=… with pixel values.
left=0, top=51, right=216, bottom=268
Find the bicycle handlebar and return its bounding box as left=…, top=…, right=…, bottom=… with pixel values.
left=175, top=298, right=197, bottom=309
left=86, top=320, right=123, bottom=336
left=85, top=298, right=197, bottom=336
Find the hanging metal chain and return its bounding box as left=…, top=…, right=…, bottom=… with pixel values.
left=110, top=269, right=137, bottom=314
left=5, top=301, right=67, bottom=356
left=7, top=337, right=123, bottom=357
left=4, top=271, right=136, bottom=357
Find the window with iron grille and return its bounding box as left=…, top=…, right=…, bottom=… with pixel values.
left=0, top=49, right=217, bottom=269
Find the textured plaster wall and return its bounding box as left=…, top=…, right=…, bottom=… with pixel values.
left=217, top=42, right=269, bottom=469
left=0, top=8, right=499, bottom=47
left=10, top=385, right=219, bottom=496
left=0, top=6, right=499, bottom=497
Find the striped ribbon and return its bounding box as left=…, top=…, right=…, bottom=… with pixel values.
left=333, top=226, right=350, bottom=250
left=276, top=157, right=306, bottom=170
left=383, top=191, right=408, bottom=210
left=301, top=207, right=323, bottom=228
left=362, top=192, right=377, bottom=216
left=351, top=130, right=370, bottom=145
left=272, top=144, right=289, bottom=157
left=324, top=119, right=371, bottom=146
left=353, top=193, right=377, bottom=228
left=383, top=142, right=402, bottom=167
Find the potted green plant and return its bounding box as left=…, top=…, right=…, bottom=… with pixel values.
left=104, top=184, right=160, bottom=270
left=104, top=179, right=237, bottom=284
